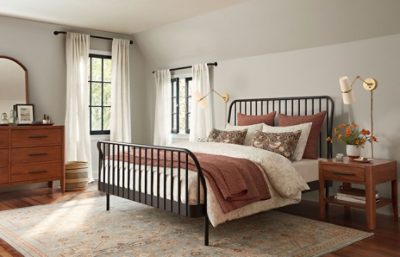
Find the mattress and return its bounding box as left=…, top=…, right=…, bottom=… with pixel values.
left=292, top=159, right=323, bottom=183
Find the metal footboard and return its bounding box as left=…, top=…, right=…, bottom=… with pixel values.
left=97, top=141, right=209, bottom=245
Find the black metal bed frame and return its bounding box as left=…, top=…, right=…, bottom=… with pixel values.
left=97, top=95, right=334, bottom=246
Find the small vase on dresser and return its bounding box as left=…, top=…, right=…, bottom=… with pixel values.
left=346, top=144, right=361, bottom=159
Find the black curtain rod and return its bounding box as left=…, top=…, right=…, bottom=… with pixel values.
left=152, top=62, right=218, bottom=74
left=53, top=31, right=133, bottom=45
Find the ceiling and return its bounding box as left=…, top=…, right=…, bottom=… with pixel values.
left=0, top=0, right=246, bottom=35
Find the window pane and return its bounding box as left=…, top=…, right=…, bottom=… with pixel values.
left=179, top=80, right=186, bottom=134
left=91, top=107, right=102, bottom=131
left=91, top=83, right=102, bottom=106
left=92, top=58, right=102, bottom=81
left=104, top=83, right=111, bottom=106
left=103, top=107, right=111, bottom=130
left=172, top=114, right=177, bottom=132
left=103, top=59, right=112, bottom=82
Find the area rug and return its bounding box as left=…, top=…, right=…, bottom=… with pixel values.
left=0, top=196, right=372, bottom=257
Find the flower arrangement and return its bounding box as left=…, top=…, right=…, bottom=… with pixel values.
left=328, top=123, right=377, bottom=146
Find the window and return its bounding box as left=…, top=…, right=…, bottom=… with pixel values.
left=88, top=54, right=112, bottom=135
left=171, top=77, right=192, bottom=134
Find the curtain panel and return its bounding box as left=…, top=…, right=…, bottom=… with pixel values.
left=153, top=70, right=171, bottom=146
left=190, top=64, right=213, bottom=142
left=65, top=32, right=93, bottom=181
left=110, top=39, right=132, bottom=142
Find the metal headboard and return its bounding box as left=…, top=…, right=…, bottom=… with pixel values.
left=227, top=95, right=334, bottom=158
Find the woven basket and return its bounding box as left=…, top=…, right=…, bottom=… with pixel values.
left=65, top=161, right=89, bottom=191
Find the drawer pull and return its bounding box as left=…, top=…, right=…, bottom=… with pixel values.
left=28, top=170, right=47, bottom=174
left=332, top=172, right=355, bottom=177
left=29, top=153, right=48, bottom=157
left=29, top=135, right=48, bottom=139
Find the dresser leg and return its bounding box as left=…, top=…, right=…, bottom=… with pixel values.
left=392, top=179, right=398, bottom=222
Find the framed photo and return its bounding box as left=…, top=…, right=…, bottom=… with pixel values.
left=14, top=104, right=34, bottom=124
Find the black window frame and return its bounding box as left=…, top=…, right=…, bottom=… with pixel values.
left=89, top=53, right=112, bottom=135
left=171, top=77, right=192, bottom=134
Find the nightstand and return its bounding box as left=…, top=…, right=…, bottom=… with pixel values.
left=319, top=158, right=398, bottom=230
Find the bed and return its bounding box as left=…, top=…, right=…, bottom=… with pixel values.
left=97, top=95, right=334, bottom=246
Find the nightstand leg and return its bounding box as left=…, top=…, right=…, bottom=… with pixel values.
left=392, top=179, right=398, bottom=222
left=342, top=183, right=351, bottom=217
left=319, top=177, right=326, bottom=220
left=365, top=181, right=377, bottom=230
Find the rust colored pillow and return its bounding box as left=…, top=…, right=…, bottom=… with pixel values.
left=278, top=111, right=327, bottom=159
left=237, top=112, right=276, bottom=126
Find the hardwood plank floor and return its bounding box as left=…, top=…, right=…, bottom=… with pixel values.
left=0, top=184, right=398, bottom=256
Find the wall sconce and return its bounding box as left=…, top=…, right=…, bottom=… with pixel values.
left=339, top=75, right=378, bottom=158
left=194, top=89, right=230, bottom=124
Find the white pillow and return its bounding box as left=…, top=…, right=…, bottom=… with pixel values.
left=225, top=123, right=263, bottom=146
left=262, top=123, right=312, bottom=161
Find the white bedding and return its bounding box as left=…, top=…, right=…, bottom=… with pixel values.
left=102, top=142, right=309, bottom=226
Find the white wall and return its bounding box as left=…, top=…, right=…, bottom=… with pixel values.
left=133, top=0, right=400, bottom=216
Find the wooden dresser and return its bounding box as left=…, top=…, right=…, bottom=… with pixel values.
left=0, top=125, right=65, bottom=192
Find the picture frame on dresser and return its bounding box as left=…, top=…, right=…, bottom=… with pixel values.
left=14, top=104, right=35, bottom=124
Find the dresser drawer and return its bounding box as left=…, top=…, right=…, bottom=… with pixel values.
left=12, top=129, right=62, bottom=147
left=0, top=130, right=9, bottom=148
left=0, top=149, right=8, bottom=167
left=11, top=163, right=61, bottom=183
left=321, top=165, right=365, bottom=182
left=11, top=146, right=62, bottom=164
left=0, top=167, right=8, bottom=184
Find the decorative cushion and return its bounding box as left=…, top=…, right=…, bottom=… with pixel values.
left=251, top=130, right=301, bottom=160
left=278, top=111, right=327, bottom=159
left=262, top=123, right=312, bottom=161
left=207, top=129, right=248, bottom=145
left=225, top=123, right=263, bottom=146
left=237, top=112, right=276, bottom=126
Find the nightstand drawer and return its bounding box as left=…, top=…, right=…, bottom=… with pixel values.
left=321, top=165, right=365, bottom=182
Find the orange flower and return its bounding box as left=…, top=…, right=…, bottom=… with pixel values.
left=345, top=127, right=352, bottom=137
left=361, top=129, right=370, bottom=136
left=372, top=136, right=378, bottom=142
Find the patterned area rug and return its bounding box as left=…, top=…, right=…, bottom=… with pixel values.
left=0, top=196, right=372, bottom=257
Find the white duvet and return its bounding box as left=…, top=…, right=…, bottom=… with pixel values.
left=174, top=142, right=309, bottom=226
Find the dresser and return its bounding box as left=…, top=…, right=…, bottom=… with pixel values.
left=0, top=125, right=65, bottom=192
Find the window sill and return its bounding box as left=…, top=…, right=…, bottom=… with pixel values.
left=170, top=133, right=189, bottom=144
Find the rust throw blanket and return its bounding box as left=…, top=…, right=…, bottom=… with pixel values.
left=118, top=150, right=271, bottom=213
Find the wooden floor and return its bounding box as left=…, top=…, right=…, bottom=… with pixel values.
left=0, top=184, right=399, bottom=257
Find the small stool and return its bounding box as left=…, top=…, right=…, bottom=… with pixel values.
left=65, top=161, right=89, bottom=191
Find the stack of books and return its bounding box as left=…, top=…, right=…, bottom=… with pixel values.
left=334, top=186, right=380, bottom=204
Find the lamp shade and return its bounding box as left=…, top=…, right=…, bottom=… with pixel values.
left=339, top=76, right=355, bottom=104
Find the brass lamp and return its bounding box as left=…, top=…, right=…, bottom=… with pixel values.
left=195, top=89, right=230, bottom=124
left=339, top=75, right=378, bottom=158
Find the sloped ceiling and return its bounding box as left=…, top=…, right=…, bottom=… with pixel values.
left=0, top=0, right=246, bottom=34
left=133, top=0, right=400, bottom=66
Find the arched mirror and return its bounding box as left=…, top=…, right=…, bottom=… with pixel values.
left=0, top=56, right=28, bottom=115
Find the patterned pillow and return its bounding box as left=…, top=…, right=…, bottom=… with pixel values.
left=207, top=129, right=248, bottom=145
left=251, top=130, right=302, bottom=160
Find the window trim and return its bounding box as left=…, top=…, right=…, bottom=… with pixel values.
left=171, top=78, right=179, bottom=134
left=89, top=53, right=112, bottom=135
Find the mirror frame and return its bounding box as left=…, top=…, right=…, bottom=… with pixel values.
left=0, top=55, right=29, bottom=104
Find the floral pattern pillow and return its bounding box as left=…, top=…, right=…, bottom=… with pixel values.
left=252, top=130, right=301, bottom=160
left=207, top=129, right=248, bottom=145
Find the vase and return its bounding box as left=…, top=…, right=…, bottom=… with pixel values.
left=346, top=144, right=361, bottom=159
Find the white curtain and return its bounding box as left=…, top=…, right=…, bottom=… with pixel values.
left=153, top=70, right=171, bottom=146
left=190, top=64, right=213, bottom=142
left=110, top=39, right=131, bottom=142
left=65, top=32, right=93, bottom=181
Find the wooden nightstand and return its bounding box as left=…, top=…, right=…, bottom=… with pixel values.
left=319, top=158, right=398, bottom=230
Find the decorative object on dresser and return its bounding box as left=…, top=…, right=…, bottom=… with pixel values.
left=319, top=158, right=398, bottom=230
left=14, top=104, right=35, bottom=124
left=328, top=123, right=377, bottom=159
left=339, top=75, right=378, bottom=158
left=0, top=125, right=65, bottom=192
